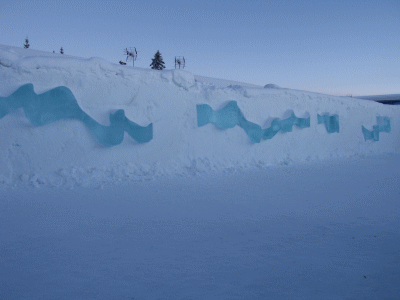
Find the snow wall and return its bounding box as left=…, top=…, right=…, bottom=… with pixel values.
left=1, top=44, right=399, bottom=188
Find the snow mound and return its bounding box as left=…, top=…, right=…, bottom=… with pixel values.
left=194, top=75, right=261, bottom=88
left=264, top=84, right=281, bottom=89
left=0, top=48, right=19, bottom=67
left=227, top=85, right=249, bottom=97
left=172, top=70, right=195, bottom=90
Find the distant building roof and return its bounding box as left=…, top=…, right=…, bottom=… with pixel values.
left=355, top=94, right=400, bottom=105
left=355, top=94, right=400, bottom=101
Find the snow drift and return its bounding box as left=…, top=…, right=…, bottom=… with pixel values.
left=0, top=44, right=399, bottom=188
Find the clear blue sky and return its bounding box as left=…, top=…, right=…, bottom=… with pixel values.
left=1, top=0, right=399, bottom=96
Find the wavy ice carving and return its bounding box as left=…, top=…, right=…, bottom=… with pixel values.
left=196, top=101, right=310, bottom=143
left=362, top=116, right=391, bottom=141
left=0, top=84, right=153, bottom=146
left=317, top=113, right=339, bottom=133
left=262, top=111, right=310, bottom=140
left=197, top=101, right=262, bottom=143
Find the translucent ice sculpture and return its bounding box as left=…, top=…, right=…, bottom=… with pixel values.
left=262, top=111, right=310, bottom=140
left=317, top=113, right=339, bottom=133
left=362, top=116, right=391, bottom=141
left=0, top=84, right=153, bottom=146
left=196, top=101, right=310, bottom=143
left=197, top=101, right=262, bottom=143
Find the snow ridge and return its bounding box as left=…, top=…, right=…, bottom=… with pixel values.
left=1, top=44, right=399, bottom=188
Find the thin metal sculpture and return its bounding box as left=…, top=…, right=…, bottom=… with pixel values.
left=125, top=47, right=137, bottom=67
left=175, top=56, right=185, bottom=69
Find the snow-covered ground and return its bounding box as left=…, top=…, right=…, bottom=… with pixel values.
left=1, top=153, right=400, bottom=300
left=1, top=44, right=399, bottom=299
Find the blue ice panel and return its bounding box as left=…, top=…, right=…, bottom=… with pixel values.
left=362, top=116, right=391, bottom=141
left=317, top=114, right=339, bottom=133
left=263, top=112, right=310, bottom=140
left=196, top=101, right=310, bottom=143
left=0, top=84, right=153, bottom=146
left=197, top=101, right=262, bottom=143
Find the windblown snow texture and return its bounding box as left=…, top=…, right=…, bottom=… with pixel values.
left=362, top=116, right=391, bottom=141
left=317, top=113, right=340, bottom=133
left=0, top=84, right=153, bottom=146
left=196, top=100, right=310, bottom=143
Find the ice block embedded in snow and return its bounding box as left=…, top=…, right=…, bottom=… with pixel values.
left=0, top=84, right=153, bottom=146
left=362, top=116, right=391, bottom=141
left=196, top=101, right=310, bottom=143
left=317, top=113, right=339, bottom=133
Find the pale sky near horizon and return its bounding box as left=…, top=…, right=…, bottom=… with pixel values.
left=0, top=0, right=399, bottom=96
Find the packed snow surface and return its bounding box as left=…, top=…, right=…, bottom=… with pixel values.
left=1, top=153, right=400, bottom=300
left=0, top=44, right=399, bottom=188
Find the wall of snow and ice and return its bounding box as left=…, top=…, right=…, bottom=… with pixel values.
left=1, top=44, right=399, bottom=188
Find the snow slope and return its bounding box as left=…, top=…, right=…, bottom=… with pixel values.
left=1, top=44, right=399, bottom=188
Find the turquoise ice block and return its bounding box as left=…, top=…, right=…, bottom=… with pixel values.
left=317, top=114, right=339, bottom=133
left=0, top=84, right=153, bottom=146
left=197, top=101, right=310, bottom=143
left=362, top=116, right=391, bottom=142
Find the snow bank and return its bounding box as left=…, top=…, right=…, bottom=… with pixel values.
left=264, top=83, right=281, bottom=89
left=1, top=44, right=399, bottom=188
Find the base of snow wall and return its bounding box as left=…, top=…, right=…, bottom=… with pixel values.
left=1, top=67, right=400, bottom=188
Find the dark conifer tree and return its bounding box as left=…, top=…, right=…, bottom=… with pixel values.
left=60, top=47, right=64, bottom=54
left=150, top=50, right=165, bottom=70
left=23, top=37, right=30, bottom=49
